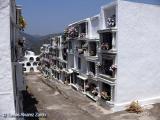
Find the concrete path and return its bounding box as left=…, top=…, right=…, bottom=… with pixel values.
left=24, top=73, right=159, bottom=120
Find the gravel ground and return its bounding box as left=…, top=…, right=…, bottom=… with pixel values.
left=24, top=73, right=160, bottom=120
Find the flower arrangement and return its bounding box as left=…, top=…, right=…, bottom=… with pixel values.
left=101, top=91, right=111, bottom=101
left=101, top=43, right=109, bottom=50
left=91, top=89, right=98, bottom=96
left=96, top=62, right=101, bottom=67
left=64, top=26, right=78, bottom=38
left=19, top=16, right=26, bottom=31
left=109, top=64, right=117, bottom=72
left=79, top=33, right=86, bottom=39
left=106, top=14, right=116, bottom=27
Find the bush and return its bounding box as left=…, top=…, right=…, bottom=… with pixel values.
left=126, top=101, right=143, bottom=113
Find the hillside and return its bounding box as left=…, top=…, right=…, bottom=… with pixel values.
left=21, top=32, right=62, bottom=55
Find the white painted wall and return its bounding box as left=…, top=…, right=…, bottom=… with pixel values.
left=79, top=56, right=87, bottom=74
left=115, top=0, right=160, bottom=109
left=89, top=15, right=100, bottom=39
left=68, top=54, right=74, bottom=69
left=0, top=0, right=15, bottom=115
left=15, top=62, right=26, bottom=91
left=59, top=36, right=63, bottom=59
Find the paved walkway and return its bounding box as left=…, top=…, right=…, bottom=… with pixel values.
left=24, top=73, right=159, bottom=120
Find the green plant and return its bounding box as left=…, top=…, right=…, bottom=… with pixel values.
left=19, top=16, right=26, bottom=30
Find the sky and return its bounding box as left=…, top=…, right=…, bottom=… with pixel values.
left=16, top=0, right=160, bottom=35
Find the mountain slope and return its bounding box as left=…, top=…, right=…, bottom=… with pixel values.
left=21, top=32, right=62, bottom=55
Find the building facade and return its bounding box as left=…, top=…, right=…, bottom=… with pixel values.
left=0, top=0, right=26, bottom=118
left=39, top=1, right=160, bottom=112
left=21, top=51, right=40, bottom=73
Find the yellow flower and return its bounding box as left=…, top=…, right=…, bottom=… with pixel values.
left=19, top=16, right=26, bottom=29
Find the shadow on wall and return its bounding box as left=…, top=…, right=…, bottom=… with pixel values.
left=22, top=89, right=39, bottom=120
